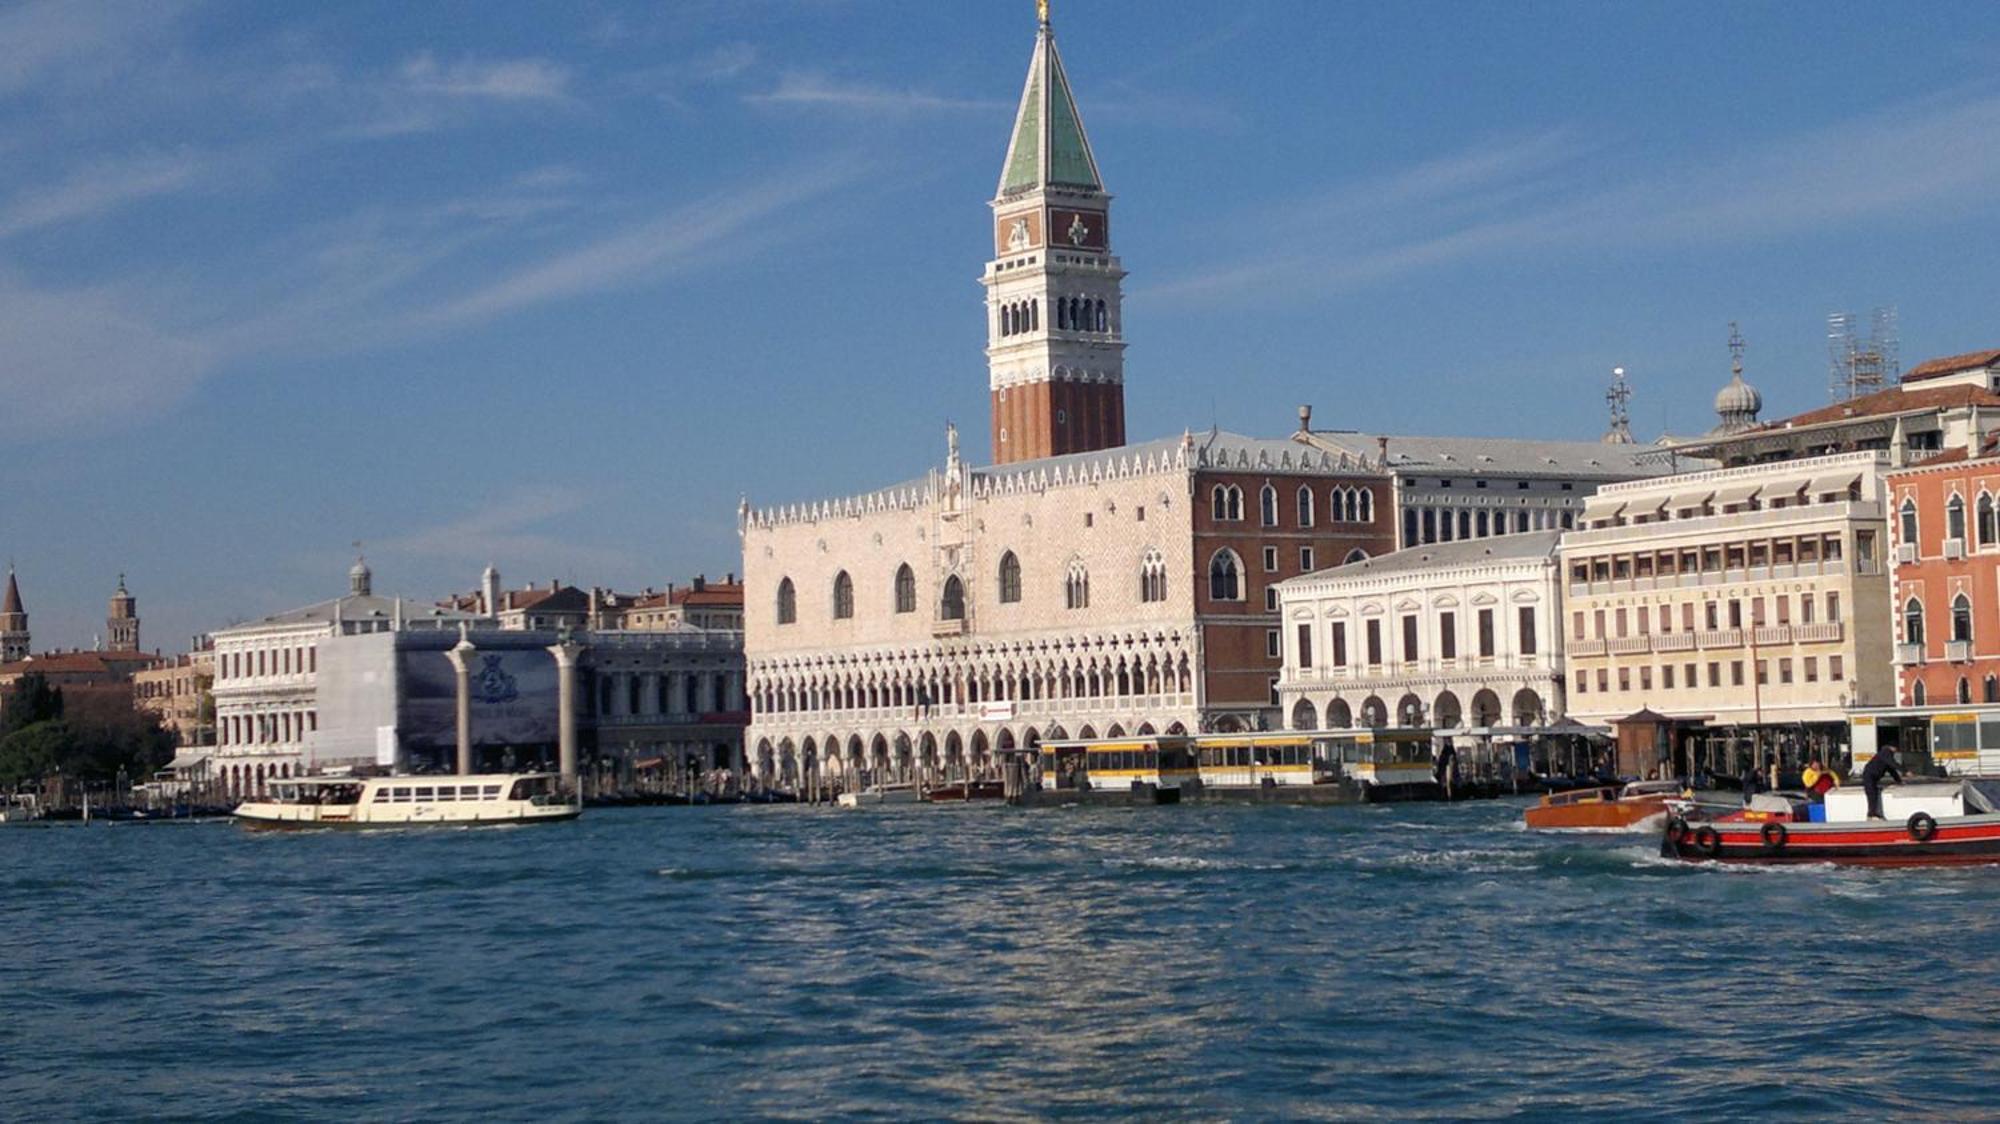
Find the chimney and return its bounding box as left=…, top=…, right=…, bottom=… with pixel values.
left=694, top=575, right=706, bottom=592
left=1297, top=404, right=1312, bottom=433
left=727, top=572, right=736, bottom=584
left=1376, top=435, right=1390, bottom=469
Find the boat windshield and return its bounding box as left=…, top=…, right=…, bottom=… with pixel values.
left=508, top=776, right=553, bottom=800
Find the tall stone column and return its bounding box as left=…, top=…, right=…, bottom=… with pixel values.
left=548, top=637, right=585, bottom=782
left=446, top=633, right=478, bottom=776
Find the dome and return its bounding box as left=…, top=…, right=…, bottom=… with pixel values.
left=348, top=556, right=373, bottom=597
left=1711, top=372, right=1763, bottom=435
left=1714, top=373, right=1762, bottom=416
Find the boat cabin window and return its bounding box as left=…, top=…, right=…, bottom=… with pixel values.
left=483, top=785, right=502, bottom=798
left=509, top=777, right=553, bottom=800
left=393, top=786, right=413, bottom=802
left=414, top=786, right=435, bottom=800
left=373, top=788, right=391, bottom=802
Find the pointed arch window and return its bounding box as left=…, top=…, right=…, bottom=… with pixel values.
left=1947, top=492, right=1967, bottom=542
left=1212, top=484, right=1243, bottom=522
left=777, top=578, right=797, bottom=625
left=1985, top=674, right=1997, bottom=704
left=1959, top=676, right=1973, bottom=704
left=1900, top=497, right=1919, bottom=547
left=1979, top=493, right=1997, bottom=547
left=1296, top=486, right=1315, bottom=527
left=998, top=551, right=1023, bottom=604
left=1209, top=550, right=1243, bottom=602
left=1259, top=484, right=1279, bottom=527
left=1904, top=597, right=1926, bottom=647
left=1064, top=559, right=1090, bottom=610
left=940, top=575, right=965, bottom=621
left=1952, top=593, right=1973, bottom=643
left=893, top=564, right=916, bottom=614
left=1056, top=299, right=1069, bottom=331
left=1094, top=299, right=1107, bottom=333
left=1357, top=489, right=1372, bottom=523
left=1139, top=548, right=1168, bottom=603
left=1913, top=680, right=1927, bottom=706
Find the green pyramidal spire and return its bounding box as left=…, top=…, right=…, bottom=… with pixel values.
left=998, top=14, right=1102, bottom=197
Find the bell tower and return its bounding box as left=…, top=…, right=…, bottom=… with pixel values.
left=983, top=2, right=1126, bottom=465
left=107, top=574, right=139, bottom=653
left=2, top=566, right=29, bottom=664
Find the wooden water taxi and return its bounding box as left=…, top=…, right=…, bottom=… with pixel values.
left=835, top=783, right=922, bottom=808
left=1661, top=779, right=2000, bottom=865
left=233, top=773, right=581, bottom=830
left=1525, top=780, right=1712, bottom=832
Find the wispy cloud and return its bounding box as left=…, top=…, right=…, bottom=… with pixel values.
left=408, top=157, right=863, bottom=330
left=0, top=0, right=189, bottom=96
left=0, top=271, right=217, bottom=436
left=373, top=486, right=634, bottom=575
left=0, top=150, right=207, bottom=240
left=748, top=72, right=1003, bottom=114
left=1149, top=88, right=2000, bottom=304
left=398, top=53, right=572, bottom=102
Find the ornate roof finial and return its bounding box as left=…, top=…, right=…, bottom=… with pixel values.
left=1038, top=0, right=1051, bottom=28
left=1728, top=320, right=1746, bottom=379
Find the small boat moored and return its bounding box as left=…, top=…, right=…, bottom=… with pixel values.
left=234, top=773, right=581, bottom=830
left=835, top=783, right=922, bottom=808
left=1661, top=778, right=2000, bottom=865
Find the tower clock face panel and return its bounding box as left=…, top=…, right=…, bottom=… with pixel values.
left=1046, top=208, right=1107, bottom=251
left=995, top=210, right=1043, bottom=255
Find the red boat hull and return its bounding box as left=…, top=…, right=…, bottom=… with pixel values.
left=1661, top=813, right=2000, bottom=866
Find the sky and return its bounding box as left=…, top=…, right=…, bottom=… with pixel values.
left=2, top=0, right=1998, bottom=652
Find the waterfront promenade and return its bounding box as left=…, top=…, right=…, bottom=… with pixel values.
left=6, top=802, right=1994, bottom=1120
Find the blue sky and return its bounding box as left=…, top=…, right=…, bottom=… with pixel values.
left=3, top=0, right=1998, bottom=651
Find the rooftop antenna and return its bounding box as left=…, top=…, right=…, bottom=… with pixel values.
left=1603, top=366, right=1634, bottom=444
left=1827, top=306, right=1899, bottom=401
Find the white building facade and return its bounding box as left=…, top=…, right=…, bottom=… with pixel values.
left=1275, top=531, right=1568, bottom=735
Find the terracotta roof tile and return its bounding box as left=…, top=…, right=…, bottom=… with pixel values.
left=1760, top=383, right=2000, bottom=431
left=1902, top=348, right=2000, bottom=384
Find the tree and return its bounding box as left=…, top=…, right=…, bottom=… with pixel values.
left=1, top=673, right=64, bottom=738
left=0, top=721, right=68, bottom=787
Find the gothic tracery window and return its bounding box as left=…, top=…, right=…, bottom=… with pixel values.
left=1209, top=550, right=1243, bottom=602
left=893, top=564, right=916, bottom=614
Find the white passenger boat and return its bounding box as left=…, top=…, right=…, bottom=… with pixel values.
left=233, top=773, right=581, bottom=830
left=1, top=793, right=43, bottom=825
left=835, top=783, right=922, bottom=808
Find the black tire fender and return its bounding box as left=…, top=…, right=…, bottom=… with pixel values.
left=1760, top=820, right=1787, bottom=850
left=1693, top=825, right=1722, bottom=857
left=1908, top=811, right=1938, bottom=843
left=1664, top=816, right=1689, bottom=844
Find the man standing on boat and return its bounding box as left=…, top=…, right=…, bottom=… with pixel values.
left=1861, top=746, right=1903, bottom=820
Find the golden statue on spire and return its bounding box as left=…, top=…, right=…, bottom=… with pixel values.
left=1037, top=0, right=1050, bottom=27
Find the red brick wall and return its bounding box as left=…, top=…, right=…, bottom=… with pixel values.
left=1192, top=470, right=1396, bottom=707
left=990, top=380, right=1126, bottom=465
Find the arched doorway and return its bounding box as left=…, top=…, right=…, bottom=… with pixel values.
left=1291, top=699, right=1318, bottom=731
left=970, top=729, right=991, bottom=778
left=1433, top=691, right=1462, bottom=730
left=1471, top=689, right=1502, bottom=727
left=1360, top=696, right=1387, bottom=728
left=944, top=730, right=965, bottom=779
left=1326, top=698, right=1353, bottom=728
left=1511, top=688, right=1544, bottom=726
left=1396, top=693, right=1424, bottom=727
